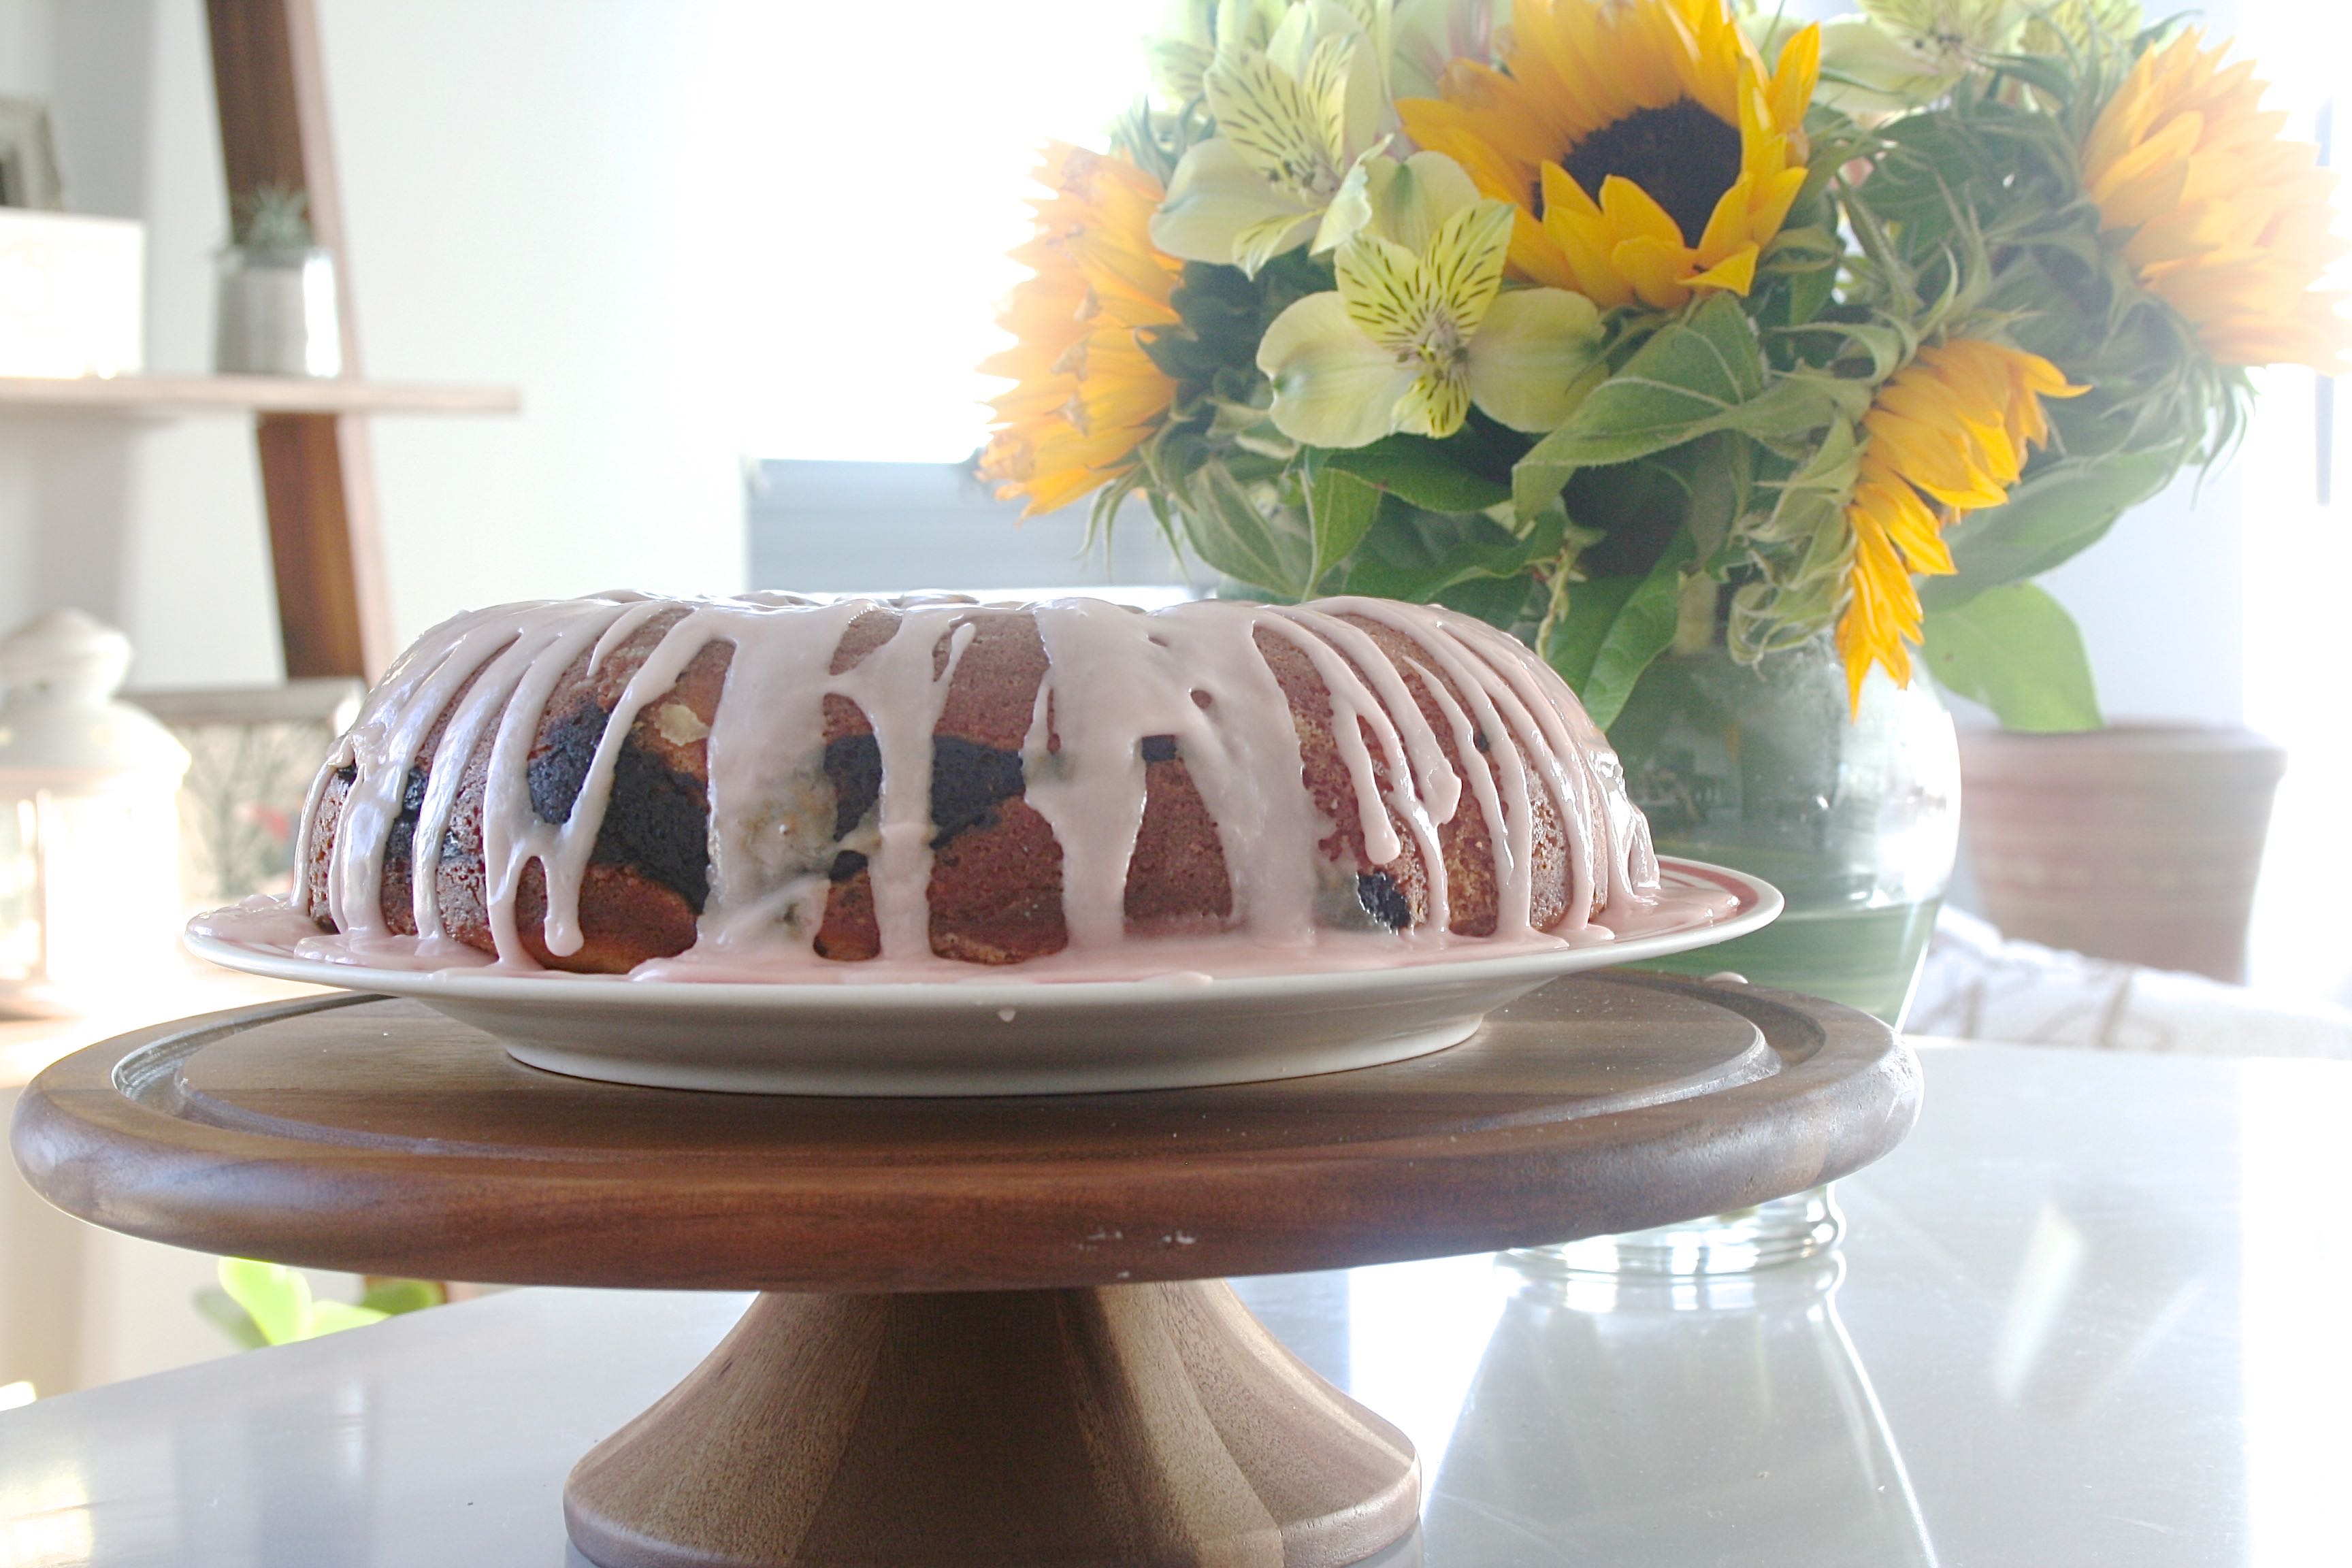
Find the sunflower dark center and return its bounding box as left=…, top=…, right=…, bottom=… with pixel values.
left=1554, top=99, right=1744, bottom=244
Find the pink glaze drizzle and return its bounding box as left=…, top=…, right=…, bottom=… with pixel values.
left=276, top=593, right=1673, bottom=981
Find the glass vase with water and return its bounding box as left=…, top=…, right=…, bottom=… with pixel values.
left=1518, top=637, right=1959, bottom=1276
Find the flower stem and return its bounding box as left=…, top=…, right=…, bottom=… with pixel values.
left=1671, top=570, right=1717, bottom=656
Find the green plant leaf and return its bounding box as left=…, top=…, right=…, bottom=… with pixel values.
left=1305, top=460, right=1382, bottom=588
left=1322, top=435, right=1512, bottom=512
left=1341, top=506, right=1563, bottom=602
left=1543, top=576, right=1638, bottom=696
left=1921, top=446, right=2181, bottom=609
left=1179, top=461, right=1311, bottom=599
left=359, top=1278, right=446, bottom=1316
left=1921, top=583, right=2103, bottom=732
left=1512, top=296, right=1774, bottom=520
left=1546, top=525, right=1696, bottom=729
left=1432, top=571, right=1542, bottom=631
left=215, top=1257, right=394, bottom=1346
left=193, top=1286, right=269, bottom=1351
left=306, top=1301, right=391, bottom=1336
left=217, top=1258, right=308, bottom=1346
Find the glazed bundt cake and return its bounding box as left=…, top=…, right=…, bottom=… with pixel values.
left=293, top=593, right=1659, bottom=975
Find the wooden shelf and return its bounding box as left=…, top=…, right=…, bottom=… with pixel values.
left=0, top=373, right=521, bottom=416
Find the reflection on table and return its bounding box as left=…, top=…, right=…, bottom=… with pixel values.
left=1430, top=1256, right=1930, bottom=1566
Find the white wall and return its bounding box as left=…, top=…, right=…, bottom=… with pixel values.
left=0, top=0, right=756, bottom=689
left=319, top=0, right=747, bottom=631
left=2035, top=466, right=2247, bottom=728
left=2239, top=367, right=2352, bottom=1007
left=0, top=0, right=279, bottom=689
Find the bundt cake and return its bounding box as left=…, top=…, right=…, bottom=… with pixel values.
left=291, top=593, right=1660, bottom=976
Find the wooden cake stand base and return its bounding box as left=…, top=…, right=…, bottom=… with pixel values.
left=12, top=973, right=1916, bottom=1568
left=567, top=1283, right=1416, bottom=1568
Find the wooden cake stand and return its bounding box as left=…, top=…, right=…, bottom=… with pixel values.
left=12, top=972, right=1916, bottom=1568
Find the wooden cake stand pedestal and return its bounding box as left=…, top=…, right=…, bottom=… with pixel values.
left=12, top=973, right=1917, bottom=1568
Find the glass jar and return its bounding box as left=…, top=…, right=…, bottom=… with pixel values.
left=1611, top=638, right=1961, bottom=1024
left=1516, top=638, right=1957, bottom=1276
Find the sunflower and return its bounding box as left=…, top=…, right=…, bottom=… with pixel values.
left=2082, top=29, right=2349, bottom=370
left=1836, top=339, right=2085, bottom=706
left=1397, top=0, right=1818, bottom=310
left=981, top=145, right=1185, bottom=517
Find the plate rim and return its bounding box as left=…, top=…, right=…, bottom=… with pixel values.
left=185, top=855, right=1781, bottom=1012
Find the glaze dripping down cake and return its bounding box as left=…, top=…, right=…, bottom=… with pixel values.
left=293, top=593, right=1660, bottom=976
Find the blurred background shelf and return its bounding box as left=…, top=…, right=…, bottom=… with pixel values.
left=0, top=374, right=520, bottom=416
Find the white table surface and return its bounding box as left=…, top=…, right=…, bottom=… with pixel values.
left=3, top=1041, right=2347, bottom=1567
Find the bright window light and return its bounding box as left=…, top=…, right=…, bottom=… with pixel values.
left=664, top=0, right=1166, bottom=465
left=2232, top=0, right=2352, bottom=1007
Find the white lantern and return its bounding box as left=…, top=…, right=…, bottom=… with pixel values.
left=0, top=610, right=190, bottom=1017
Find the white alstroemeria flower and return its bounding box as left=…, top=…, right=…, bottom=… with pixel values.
left=1152, top=0, right=1277, bottom=104
left=1390, top=0, right=1505, bottom=100
left=1775, top=1, right=2025, bottom=118
left=1256, top=175, right=1605, bottom=448
left=1357, top=148, right=1481, bottom=248
left=1150, top=0, right=1395, bottom=276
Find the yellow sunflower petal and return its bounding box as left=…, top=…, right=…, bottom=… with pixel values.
left=1511, top=205, right=1587, bottom=293
left=1612, top=235, right=1701, bottom=308
left=1537, top=166, right=1632, bottom=306
left=1687, top=244, right=1759, bottom=295
left=1769, top=24, right=1821, bottom=139
left=1695, top=173, right=1758, bottom=260
left=2085, top=29, right=2352, bottom=369
left=1598, top=175, right=1685, bottom=246
left=982, top=146, right=1181, bottom=517
left=1833, top=338, right=2086, bottom=708
left=1746, top=165, right=1810, bottom=252
left=1403, top=0, right=1812, bottom=306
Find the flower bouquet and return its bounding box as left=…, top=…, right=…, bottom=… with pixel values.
left=979, top=0, right=2343, bottom=734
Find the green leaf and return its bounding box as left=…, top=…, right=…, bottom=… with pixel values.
left=218, top=1258, right=308, bottom=1346
left=1921, top=583, right=2102, bottom=732
left=1784, top=260, right=1838, bottom=332
left=358, top=1278, right=446, bottom=1316
left=1323, top=434, right=1512, bottom=512
left=1305, top=461, right=1382, bottom=588
left=1561, top=431, right=1748, bottom=578
left=1432, top=571, right=1542, bottom=631
left=1179, top=462, right=1311, bottom=599
left=213, top=1257, right=393, bottom=1347
left=1543, top=576, right=1637, bottom=697
left=1512, top=295, right=1771, bottom=520
left=193, top=1286, right=270, bottom=1351
left=306, top=1301, right=391, bottom=1336
left=1342, top=506, right=1563, bottom=602
left=1921, top=447, right=2180, bottom=609
left=1708, top=375, right=1852, bottom=442
left=1546, top=525, right=1697, bottom=729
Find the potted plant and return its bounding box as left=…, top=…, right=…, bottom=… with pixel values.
left=214, top=183, right=341, bottom=378
left=977, top=0, right=2341, bottom=1021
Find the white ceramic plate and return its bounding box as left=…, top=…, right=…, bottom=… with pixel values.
left=186, top=858, right=1778, bottom=1096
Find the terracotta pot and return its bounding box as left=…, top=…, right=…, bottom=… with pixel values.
left=1956, top=724, right=2286, bottom=983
